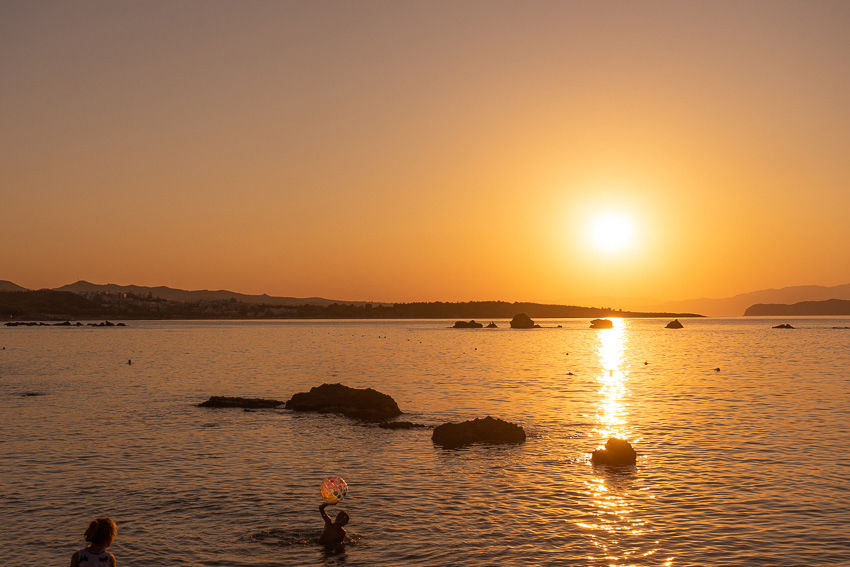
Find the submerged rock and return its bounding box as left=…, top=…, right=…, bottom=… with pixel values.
left=590, top=318, right=614, bottom=329
left=285, top=383, right=402, bottom=422
left=378, top=420, right=429, bottom=430
left=198, top=396, right=284, bottom=409
left=432, top=416, right=526, bottom=448
left=510, top=313, right=539, bottom=329
left=665, top=319, right=684, bottom=329
left=591, top=438, right=637, bottom=466
left=453, top=320, right=483, bottom=328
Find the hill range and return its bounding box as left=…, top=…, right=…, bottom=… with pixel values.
left=0, top=280, right=699, bottom=320
left=2, top=279, right=850, bottom=319
left=628, top=283, right=850, bottom=317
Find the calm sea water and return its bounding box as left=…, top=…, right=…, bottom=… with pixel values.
left=1, top=318, right=848, bottom=566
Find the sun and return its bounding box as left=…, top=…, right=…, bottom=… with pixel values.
left=588, top=213, right=636, bottom=253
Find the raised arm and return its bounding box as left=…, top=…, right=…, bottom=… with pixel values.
left=319, top=502, right=332, bottom=525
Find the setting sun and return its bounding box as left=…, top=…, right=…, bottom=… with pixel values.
left=588, top=213, right=636, bottom=253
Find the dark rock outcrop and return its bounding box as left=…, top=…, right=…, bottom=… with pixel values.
left=590, top=318, right=614, bottom=329
left=198, top=396, right=284, bottom=408
left=665, top=319, right=684, bottom=329
left=773, top=323, right=795, bottom=329
left=590, top=438, right=637, bottom=466
left=378, top=421, right=429, bottom=430
left=510, top=313, right=539, bottom=329
left=486, top=321, right=498, bottom=328
left=453, top=320, right=484, bottom=328
left=432, top=416, right=526, bottom=448
left=285, top=383, right=402, bottom=422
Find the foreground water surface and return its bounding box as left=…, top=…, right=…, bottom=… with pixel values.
left=1, top=318, right=848, bottom=566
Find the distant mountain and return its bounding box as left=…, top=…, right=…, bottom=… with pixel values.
left=0, top=280, right=29, bottom=292
left=744, top=298, right=850, bottom=316
left=53, top=280, right=373, bottom=307
left=635, top=283, right=850, bottom=317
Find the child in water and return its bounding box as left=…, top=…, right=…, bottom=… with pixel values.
left=70, top=517, right=117, bottom=567
left=318, top=502, right=349, bottom=546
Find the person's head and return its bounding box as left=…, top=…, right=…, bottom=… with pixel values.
left=84, top=517, right=117, bottom=549
left=334, top=510, right=349, bottom=527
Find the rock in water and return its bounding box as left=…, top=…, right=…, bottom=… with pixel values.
left=453, top=320, right=484, bottom=328
left=510, top=313, right=537, bottom=329
left=665, top=319, right=684, bottom=329
left=773, top=323, right=795, bottom=329
left=432, top=416, right=526, bottom=448
left=198, top=396, right=284, bottom=408
left=591, top=438, right=637, bottom=466
left=285, top=383, right=402, bottom=422
left=378, top=421, right=429, bottom=430
left=590, top=318, right=614, bottom=329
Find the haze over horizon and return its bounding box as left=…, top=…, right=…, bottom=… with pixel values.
left=3, top=1, right=850, bottom=304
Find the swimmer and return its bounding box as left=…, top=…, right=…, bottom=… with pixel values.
left=70, top=517, right=117, bottom=567
left=318, top=502, right=349, bottom=546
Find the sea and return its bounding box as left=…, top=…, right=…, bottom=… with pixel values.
left=1, top=317, right=848, bottom=566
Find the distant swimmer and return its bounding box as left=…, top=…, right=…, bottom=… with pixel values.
left=644, top=361, right=648, bottom=365
left=713, top=367, right=720, bottom=372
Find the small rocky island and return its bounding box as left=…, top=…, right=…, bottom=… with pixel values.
left=665, top=319, right=684, bottom=329
left=453, top=320, right=484, bottom=328
left=285, top=383, right=402, bottom=422
left=591, top=438, right=637, bottom=466
left=510, top=313, right=540, bottom=329
left=432, top=416, right=526, bottom=448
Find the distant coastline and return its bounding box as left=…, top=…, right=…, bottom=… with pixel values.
left=0, top=289, right=702, bottom=321
left=744, top=298, right=850, bottom=316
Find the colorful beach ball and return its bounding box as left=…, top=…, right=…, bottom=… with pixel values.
left=320, top=476, right=348, bottom=504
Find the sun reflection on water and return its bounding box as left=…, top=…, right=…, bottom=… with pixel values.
left=575, top=318, right=670, bottom=565
left=594, top=318, right=630, bottom=440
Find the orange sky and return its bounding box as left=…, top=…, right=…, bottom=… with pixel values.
left=2, top=1, right=849, bottom=304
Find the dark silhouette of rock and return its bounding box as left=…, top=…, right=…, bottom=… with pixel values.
left=772, top=323, right=795, bottom=329
left=510, top=313, right=538, bottom=329
left=486, top=321, right=498, bottom=328
left=665, top=319, right=684, bottom=329
left=285, top=383, right=402, bottom=422
left=453, top=320, right=484, bottom=328
left=198, top=396, right=284, bottom=408
left=21, top=391, right=45, bottom=397
left=432, top=416, right=526, bottom=448
left=590, top=318, right=614, bottom=329
left=378, top=421, right=429, bottom=430
left=591, top=438, right=637, bottom=466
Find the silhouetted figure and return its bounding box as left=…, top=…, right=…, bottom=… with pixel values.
left=713, top=367, right=720, bottom=372
left=127, top=359, right=132, bottom=365
left=70, top=517, right=117, bottom=567
left=318, top=503, right=349, bottom=546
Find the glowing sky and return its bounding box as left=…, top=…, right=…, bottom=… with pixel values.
left=3, top=1, right=849, bottom=303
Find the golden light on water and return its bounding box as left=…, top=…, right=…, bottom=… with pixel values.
left=577, top=318, right=668, bottom=566
left=594, top=317, right=630, bottom=440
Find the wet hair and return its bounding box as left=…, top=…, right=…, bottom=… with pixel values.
left=335, top=510, right=349, bottom=526
left=84, top=517, right=117, bottom=547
